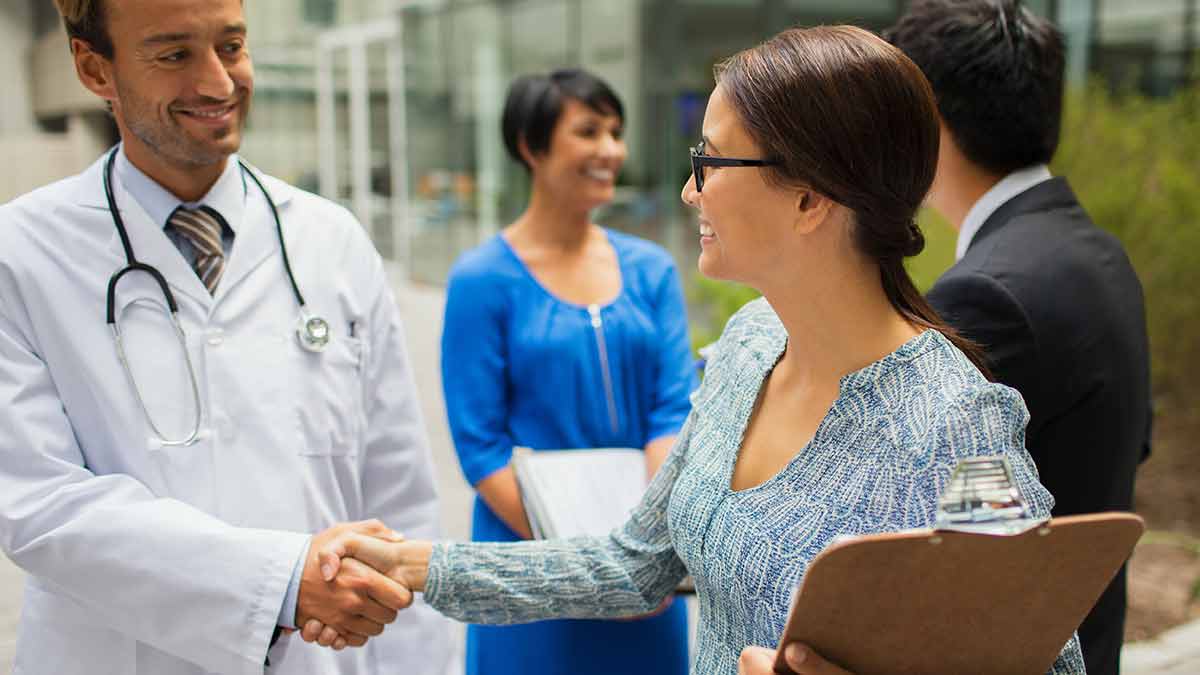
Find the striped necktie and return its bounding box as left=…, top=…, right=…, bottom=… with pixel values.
left=169, top=206, right=226, bottom=293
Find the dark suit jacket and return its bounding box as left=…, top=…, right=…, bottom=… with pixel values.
left=927, top=177, right=1151, bottom=675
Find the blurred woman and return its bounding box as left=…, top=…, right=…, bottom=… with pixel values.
left=309, top=28, right=1084, bottom=675
left=436, top=69, right=693, bottom=675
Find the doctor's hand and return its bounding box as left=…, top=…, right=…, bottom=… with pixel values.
left=738, top=644, right=854, bottom=675
left=294, top=520, right=410, bottom=649
left=300, top=532, right=434, bottom=649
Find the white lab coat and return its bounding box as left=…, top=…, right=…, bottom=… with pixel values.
left=0, top=152, right=451, bottom=674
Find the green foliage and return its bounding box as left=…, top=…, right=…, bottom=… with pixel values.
left=906, top=208, right=957, bottom=293
left=1053, top=83, right=1200, bottom=407
left=688, top=275, right=760, bottom=352
left=688, top=82, right=1200, bottom=418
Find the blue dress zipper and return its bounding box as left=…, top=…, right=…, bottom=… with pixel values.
left=588, top=303, right=620, bottom=434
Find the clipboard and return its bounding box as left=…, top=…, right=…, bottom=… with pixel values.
left=774, top=457, right=1144, bottom=675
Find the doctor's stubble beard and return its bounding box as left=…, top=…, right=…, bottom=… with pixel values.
left=114, top=78, right=253, bottom=169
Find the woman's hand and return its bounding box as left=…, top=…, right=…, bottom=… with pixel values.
left=300, top=532, right=435, bottom=650
left=316, top=533, right=433, bottom=590
left=738, top=644, right=854, bottom=675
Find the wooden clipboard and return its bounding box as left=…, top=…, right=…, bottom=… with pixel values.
left=774, top=512, right=1144, bottom=675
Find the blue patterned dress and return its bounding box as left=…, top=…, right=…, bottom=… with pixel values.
left=426, top=298, right=1086, bottom=674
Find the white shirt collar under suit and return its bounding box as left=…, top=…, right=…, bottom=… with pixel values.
left=955, top=164, right=1053, bottom=261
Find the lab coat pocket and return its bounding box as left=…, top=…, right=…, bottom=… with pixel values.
left=296, top=334, right=366, bottom=457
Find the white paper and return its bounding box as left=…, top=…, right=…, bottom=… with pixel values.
left=514, top=447, right=646, bottom=540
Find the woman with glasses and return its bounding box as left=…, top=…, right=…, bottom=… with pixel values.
left=435, top=69, right=691, bottom=675
left=305, top=27, right=1083, bottom=674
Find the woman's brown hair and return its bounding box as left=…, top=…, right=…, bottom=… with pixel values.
left=715, top=25, right=992, bottom=378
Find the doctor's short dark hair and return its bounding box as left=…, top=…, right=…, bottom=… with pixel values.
left=501, top=69, right=625, bottom=172
left=884, top=0, right=1066, bottom=175
left=55, top=0, right=113, bottom=58
left=55, top=0, right=244, bottom=60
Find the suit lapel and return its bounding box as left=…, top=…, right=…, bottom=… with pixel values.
left=967, top=177, right=1081, bottom=255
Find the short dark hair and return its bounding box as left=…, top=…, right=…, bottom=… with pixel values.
left=884, top=0, right=1066, bottom=174
left=501, top=69, right=624, bottom=172
left=55, top=0, right=114, bottom=59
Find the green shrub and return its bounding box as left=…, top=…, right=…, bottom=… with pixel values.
left=688, top=275, right=760, bottom=352
left=1054, top=83, right=1200, bottom=411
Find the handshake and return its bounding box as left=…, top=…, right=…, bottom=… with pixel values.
left=293, top=520, right=432, bottom=650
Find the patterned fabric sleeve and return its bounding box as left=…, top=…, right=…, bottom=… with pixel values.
left=939, top=380, right=1087, bottom=675
left=423, top=414, right=695, bottom=624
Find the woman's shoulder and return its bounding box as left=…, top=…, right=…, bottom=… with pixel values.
left=720, top=297, right=783, bottom=346
left=446, top=236, right=522, bottom=289
left=701, top=297, right=784, bottom=373
left=448, top=236, right=508, bottom=275
left=873, top=331, right=1029, bottom=442
left=606, top=229, right=677, bottom=272
left=921, top=332, right=1025, bottom=412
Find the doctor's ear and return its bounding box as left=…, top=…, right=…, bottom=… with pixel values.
left=71, top=38, right=118, bottom=107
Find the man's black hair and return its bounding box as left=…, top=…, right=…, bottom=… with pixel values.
left=884, top=0, right=1066, bottom=174
left=501, top=68, right=624, bottom=172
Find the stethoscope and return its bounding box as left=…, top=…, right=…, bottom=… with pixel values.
left=102, top=147, right=331, bottom=446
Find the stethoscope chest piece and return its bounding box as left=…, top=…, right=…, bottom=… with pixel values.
left=297, top=313, right=331, bottom=353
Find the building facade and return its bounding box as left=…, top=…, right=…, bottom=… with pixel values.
left=2, top=0, right=1197, bottom=284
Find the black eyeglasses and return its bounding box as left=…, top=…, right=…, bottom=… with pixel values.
left=689, top=140, right=778, bottom=192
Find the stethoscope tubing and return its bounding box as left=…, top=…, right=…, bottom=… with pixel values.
left=101, top=147, right=320, bottom=446
left=101, top=147, right=307, bottom=321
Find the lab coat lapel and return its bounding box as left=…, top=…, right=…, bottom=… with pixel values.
left=95, top=166, right=213, bottom=311
left=216, top=165, right=296, bottom=299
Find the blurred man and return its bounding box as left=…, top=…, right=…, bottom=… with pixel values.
left=0, top=0, right=449, bottom=672
left=886, top=3, right=1152, bottom=674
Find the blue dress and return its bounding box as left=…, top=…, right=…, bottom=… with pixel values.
left=428, top=298, right=1087, bottom=674
left=440, top=229, right=696, bottom=675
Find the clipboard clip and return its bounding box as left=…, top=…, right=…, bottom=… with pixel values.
left=934, top=456, right=1048, bottom=536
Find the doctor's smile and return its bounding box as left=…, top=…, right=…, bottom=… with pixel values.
left=172, top=100, right=241, bottom=127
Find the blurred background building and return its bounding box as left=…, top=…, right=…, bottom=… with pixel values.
left=2, top=4, right=1199, bottom=668
left=1, top=0, right=1197, bottom=285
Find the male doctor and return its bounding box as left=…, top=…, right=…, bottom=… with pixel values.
left=0, top=0, right=449, bottom=673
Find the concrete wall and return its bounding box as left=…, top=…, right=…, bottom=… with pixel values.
left=0, top=0, right=37, bottom=137
left=0, top=114, right=112, bottom=204
left=0, top=1, right=110, bottom=204
left=31, top=29, right=103, bottom=117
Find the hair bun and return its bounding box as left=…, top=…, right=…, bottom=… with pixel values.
left=903, top=220, right=925, bottom=257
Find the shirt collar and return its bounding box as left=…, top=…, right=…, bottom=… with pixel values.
left=114, top=143, right=247, bottom=234
left=955, top=164, right=1053, bottom=261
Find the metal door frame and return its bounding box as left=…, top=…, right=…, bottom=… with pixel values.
left=316, top=15, right=411, bottom=273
